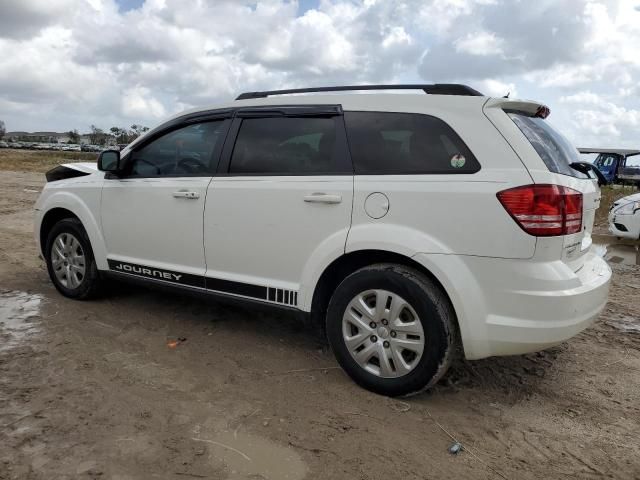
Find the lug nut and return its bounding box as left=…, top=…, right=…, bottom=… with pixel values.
left=390, top=331, right=397, bottom=338
left=370, top=335, right=377, bottom=342
left=369, top=322, right=376, bottom=329
left=381, top=319, right=388, bottom=326
left=383, top=341, right=390, bottom=348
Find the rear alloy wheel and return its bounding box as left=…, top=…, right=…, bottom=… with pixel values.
left=45, top=218, right=102, bottom=299
left=327, top=264, right=455, bottom=396
left=342, top=289, right=425, bottom=378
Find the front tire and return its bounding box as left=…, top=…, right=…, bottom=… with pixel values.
left=326, top=264, right=455, bottom=396
left=45, top=218, right=102, bottom=299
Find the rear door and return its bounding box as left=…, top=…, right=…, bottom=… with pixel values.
left=203, top=106, right=353, bottom=307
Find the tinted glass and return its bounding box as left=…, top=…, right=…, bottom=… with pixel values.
left=344, top=112, right=480, bottom=174
left=508, top=113, right=587, bottom=178
left=128, top=120, right=226, bottom=177
left=229, top=117, right=340, bottom=174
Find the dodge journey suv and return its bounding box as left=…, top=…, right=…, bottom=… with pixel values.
left=35, top=84, right=611, bottom=396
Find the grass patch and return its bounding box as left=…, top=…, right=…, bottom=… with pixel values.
left=0, top=149, right=98, bottom=173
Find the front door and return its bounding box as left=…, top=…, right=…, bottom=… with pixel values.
left=101, top=119, right=230, bottom=287
left=203, top=107, right=353, bottom=306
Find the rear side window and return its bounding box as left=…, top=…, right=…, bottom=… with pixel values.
left=229, top=117, right=342, bottom=174
left=344, top=112, right=480, bottom=174
left=508, top=113, right=586, bottom=178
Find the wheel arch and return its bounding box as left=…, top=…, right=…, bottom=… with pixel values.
left=39, top=208, right=80, bottom=256
left=37, top=192, right=108, bottom=269
left=308, top=249, right=461, bottom=343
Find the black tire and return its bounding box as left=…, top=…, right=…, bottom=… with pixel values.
left=326, top=264, right=456, bottom=396
left=45, top=218, right=102, bottom=300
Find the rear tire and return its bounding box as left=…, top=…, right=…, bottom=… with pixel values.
left=326, top=264, right=455, bottom=396
left=45, top=218, right=102, bottom=300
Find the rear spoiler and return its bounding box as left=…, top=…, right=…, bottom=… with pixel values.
left=483, top=98, right=551, bottom=118
left=577, top=148, right=640, bottom=157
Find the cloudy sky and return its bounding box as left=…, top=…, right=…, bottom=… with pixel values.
left=0, top=0, right=639, bottom=148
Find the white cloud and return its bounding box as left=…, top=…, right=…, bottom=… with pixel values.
left=121, top=86, right=166, bottom=119
left=560, top=91, right=605, bottom=106
left=454, top=31, right=504, bottom=56
left=0, top=0, right=637, bottom=151
left=479, top=79, right=517, bottom=98
left=558, top=91, right=640, bottom=147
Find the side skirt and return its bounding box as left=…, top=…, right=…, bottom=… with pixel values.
left=102, top=269, right=309, bottom=320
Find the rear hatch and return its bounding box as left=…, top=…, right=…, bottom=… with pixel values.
left=484, top=99, right=600, bottom=271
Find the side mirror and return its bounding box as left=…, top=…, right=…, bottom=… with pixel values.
left=98, top=150, right=121, bottom=172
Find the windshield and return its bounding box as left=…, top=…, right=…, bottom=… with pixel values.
left=508, top=112, right=587, bottom=178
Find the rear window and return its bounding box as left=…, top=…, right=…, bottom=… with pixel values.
left=229, top=117, right=341, bottom=175
left=344, top=112, right=480, bottom=174
left=508, top=112, right=587, bottom=178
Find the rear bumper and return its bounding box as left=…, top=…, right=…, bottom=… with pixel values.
left=413, top=251, right=611, bottom=359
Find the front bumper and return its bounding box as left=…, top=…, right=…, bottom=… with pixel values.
left=413, top=251, right=611, bottom=360
left=608, top=209, right=640, bottom=240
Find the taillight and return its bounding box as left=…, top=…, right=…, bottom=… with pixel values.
left=497, top=184, right=582, bottom=236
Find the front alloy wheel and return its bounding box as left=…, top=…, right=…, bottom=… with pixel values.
left=50, top=232, right=86, bottom=289
left=45, top=218, right=102, bottom=299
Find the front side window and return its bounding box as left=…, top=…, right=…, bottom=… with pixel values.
left=344, top=112, right=480, bottom=174
left=127, top=120, right=226, bottom=177
left=229, top=117, right=341, bottom=174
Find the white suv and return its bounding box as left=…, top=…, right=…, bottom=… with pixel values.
left=35, top=84, right=611, bottom=396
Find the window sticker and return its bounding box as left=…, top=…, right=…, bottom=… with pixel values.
left=450, top=154, right=466, bottom=168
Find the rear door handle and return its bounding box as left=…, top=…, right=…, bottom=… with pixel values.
left=303, top=193, right=342, bottom=204
left=173, top=190, right=200, bottom=199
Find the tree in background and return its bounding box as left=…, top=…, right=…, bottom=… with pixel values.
left=129, top=124, right=149, bottom=141
left=67, top=129, right=80, bottom=144
left=0, top=120, right=5, bottom=140
left=109, top=127, right=127, bottom=144
left=108, top=124, right=149, bottom=144
left=88, top=125, right=109, bottom=145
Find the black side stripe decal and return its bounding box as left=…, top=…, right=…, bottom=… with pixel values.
left=205, top=277, right=266, bottom=300
left=107, top=260, right=298, bottom=306
left=108, top=260, right=204, bottom=288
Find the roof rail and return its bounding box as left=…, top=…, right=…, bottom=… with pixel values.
left=235, top=84, right=483, bottom=100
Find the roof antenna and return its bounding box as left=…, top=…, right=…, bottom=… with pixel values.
left=503, top=91, right=510, bottom=98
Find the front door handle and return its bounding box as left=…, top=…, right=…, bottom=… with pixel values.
left=173, top=190, right=200, bottom=199
left=303, top=193, right=342, bottom=204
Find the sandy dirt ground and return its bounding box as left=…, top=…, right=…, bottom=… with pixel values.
left=1, top=170, right=639, bottom=480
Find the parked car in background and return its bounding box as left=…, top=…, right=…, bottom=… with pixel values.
left=579, top=148, right=640, bottom=185
left=34, top=84, right=611, bottom=396
left=609, top=192, right=640, bottom=239
left=81, top=144, right=103, bottom=152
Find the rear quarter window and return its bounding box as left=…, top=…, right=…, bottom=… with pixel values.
left=344, top=112, right=480, bottom=175
left=508, top=112, right=587, bottom=178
